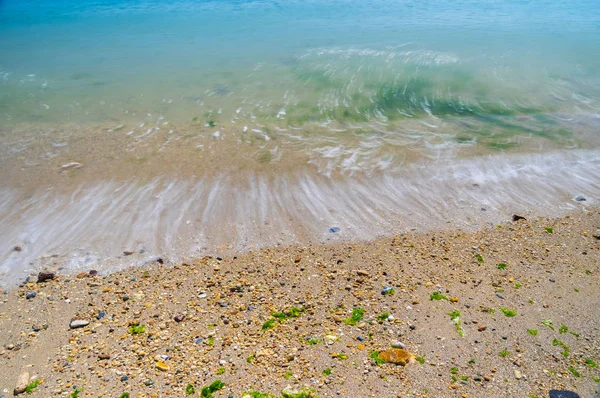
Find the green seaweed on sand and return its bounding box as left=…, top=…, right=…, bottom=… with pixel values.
left=201, top=380, right=225, bottom=398
left=430, top=292, right=449, bottom=301
left=449, top=311, right=464, bottom=337
left=527, top=329, right=538, bottom=336
left=25, top=379, right=42, bottom=393
left=243, top=391, right=274, bottom=398
left=369, top=351, right=386, bottom=366
left=281, top=387, right=317, bottom=398
left=128, top=324, right=146, bottom=334
left=475, top=254, right=484, bottom=263
left=545, top=227, right=554, bottom=233
left=262, top=319, right=277, bottom=330
left=284, top=371, right=293, bottom=379
left=500, top=308, right=517, bottom=317
left=415, top=355, right=425, bottom=365
left=497, top=263, right=507, bottom=270
left=377, top=312, right=390, bottom=322
left=119, top=393, right=130, bottom=398
left=499, top=349, right=510, bottom=358
left=343, top=307, right=365, bottom=326
left=541, top=319, right=554, bottom=330
left=568, top=366, right=581, bottom=377
left=186, top=384, right=196, bottom=395
left=585, top=358, right=598, bottom=368
left=552, top=339, right=570, bottom=358
left=322, top=368, right=332, bottom=376
left=71, top=388, right=83, bottom=398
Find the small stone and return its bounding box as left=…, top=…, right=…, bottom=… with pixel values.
left=69, top=319, right=90, bottom=329
left=174, top=314, right=185, bottom=323
left=89, top=270, right=98, bottom=276
left=96, top=312, right=106, bottom=320
left=514, top=369, right=522, bottom=379
left=512, top=215, right=526, bottom=222
left=144, top=380, right=155, bottom=386
left=549, top=277, right=556, bottom=283
left=13, top=245, right=23, bottom=252
left=391, top=341, right=406, bottom=349
left=356, top=270, right=369, bottom=277
left=98, top=353, right=110, bottom=360
left=123, top=251, right=135, bottom=256
left=483, top=375, right=492, bottom=381
left=377, top=349, right=415, bottom=365
left=25, top=292, right=36, bottom=299
left=574, top=195, right=586, bottom=202
left=37, top=272, right=55, bottom=283
left=14, top=371, right=29, bottom=395
left=76, top=272, right=87, bottom=279
left=120, top=376, right=128, bottom=382
left=155, top=362, right=170, bottom=371
left=478, top=325, right=487, bottom=332
left=329, top=227, right=341, bottom=233
left=450, top=297, right=459, bottom=303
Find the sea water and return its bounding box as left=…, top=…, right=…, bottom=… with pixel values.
left=1, top=0, right=599, bottom=286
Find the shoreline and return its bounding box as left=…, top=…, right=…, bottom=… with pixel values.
left=1, top=209, right=599, bottom=397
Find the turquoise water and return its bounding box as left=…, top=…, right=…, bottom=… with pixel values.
left=1, top=0, right=599, bottom=127
left=1, top=0, right=600, bottom=286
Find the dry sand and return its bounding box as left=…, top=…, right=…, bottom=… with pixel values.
left=1, top=209, right=599, bottom=397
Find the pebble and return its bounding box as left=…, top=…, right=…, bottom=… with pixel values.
left=174, top=314, right=185, bottom=322
left=356, top=270, right=369, bottom=277
left=98, top=353, right=110, bottom=360
left=69, top=319, right=90, bottom=329
left=25, top=292, right=36, bottom=299
left=574, top=195, right=586, bottom=202
left=550, top=277, right=556, bottom=283
left=329, top=227, right=341, bottom=233
left=155, top=362, right=170, bottom=371
left=14, top=371, right=29, bottom=395
left=96, top=312, right=105, bottom=320
left=37, top=272, right=55, bottom=283
left=377, top=349, right=415, bottom=365
left=514, top=369, right=522, bottom=379
left=391, top=341, right=406, bottom=349
left=120, top=376, right=128, bottom=382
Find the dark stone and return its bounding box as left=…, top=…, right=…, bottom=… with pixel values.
left=37, top=272, right=55, bottom=283
left=357, top=336, right=365, bottom=342
left=156, top=258, right=164, bottom=264
left=96, top=312, right=106, bottom=320
left=144, top=380, right=154, bottom=386
left=512, top=215, right=527, bottom=222
left=13, top=245, right=22, bottom=252
left=174, top=314, right=185, bottom=323
left=550, top=277, right=556, bottom=283
left=549, top=391, right=580, bottom=398
left=120, top=376, right=128, bottom=382
left=496, top=293, right=505, bottom=299
left=409, top=325, right=416, bottom=330
left=329, top=227, right=341, bottom=233
left=89, top=270, right=98, bottom=276
left=123, top=251, right=134, bottom=256
left=122, top=296, right=129, bottom=301
left=26, top=292, right=37, bottom=299
left=574, top=195, right=586, bottom=202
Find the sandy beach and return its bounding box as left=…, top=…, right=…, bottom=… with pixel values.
left=1, top=209, right=599, bottom=397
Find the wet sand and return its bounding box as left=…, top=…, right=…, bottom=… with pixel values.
left=1, top=209, right=599, bottom=397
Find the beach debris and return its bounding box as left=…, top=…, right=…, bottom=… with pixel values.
left=376, top=349, right=415, bottom=365
left=69, top=319, right=89, bottom=329
left=37, top=272, right=55, bottom=283
left=14, top=371, right=30, bottom=395
left=381, top=286, right=395, bottom=295
left=60, top=162, right=83, bottom=170
left=155, top=362, right=169, bottom=372
left=549, top=391, right=581, bottom=398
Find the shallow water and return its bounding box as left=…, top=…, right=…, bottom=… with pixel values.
left=1, top=0, right=600, bottom=286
